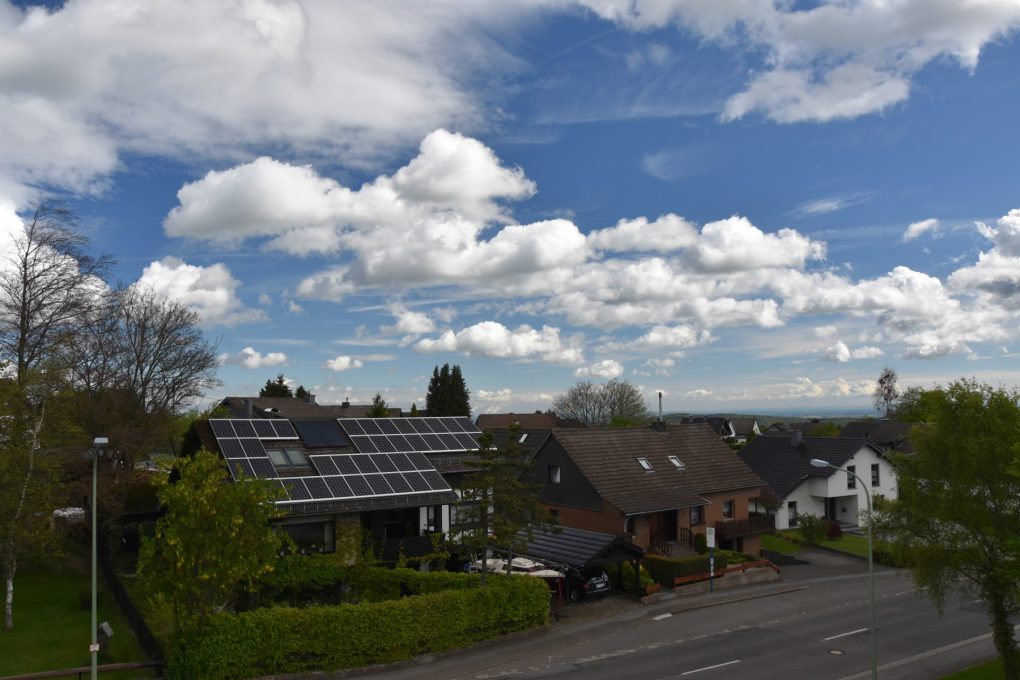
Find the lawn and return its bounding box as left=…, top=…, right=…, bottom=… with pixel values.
left=941, top=659, right=1003, bottom=679
left=766, top=529, right=874, bottom=559
left=0, top=564, right=153, bottom=678
left=761, top=532, right=803, bottom=554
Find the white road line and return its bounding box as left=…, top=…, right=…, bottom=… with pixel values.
left=681, top=659, right=741, bottom=675
left=653, top=613, right=673, bottom=621
left=823, top=628, right=868, bottom=641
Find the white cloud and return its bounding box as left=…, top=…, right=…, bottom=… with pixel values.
left=631, top=325, right=709, bottom=350
left=383, top=305, right=435, bottom=335
left=684, top=216, right=825, bottom=273
left=824, top=341, right=883, bottom=363
left=323, top=355, right=364, bottom=372
left=587, top=213, right=698, bottom=253
left=574, top=359, right=624, bottom=379
left=218, top=346, right=287, bottom=369
left=414, top=321, right=584, bottom=363
left=134, top=257, right=266, bottom=327
left=902, top=218, right=940, bottom=242
left=794, top=192, right=874, bottom=217
left=287, top=300, right=304, bottom=314
left=476, top=388, right=513, bottom=403
left=814, top=325, right=838, bottom=339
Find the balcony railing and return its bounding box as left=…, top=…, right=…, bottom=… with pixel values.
left=714, top=513, right=775, bottom=539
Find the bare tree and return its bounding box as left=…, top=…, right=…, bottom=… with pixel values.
left=552, top=379, right=648, bottom=428
left=0, top=204, right=111, bottom=387
left=873, top=367, right=899, bottom=416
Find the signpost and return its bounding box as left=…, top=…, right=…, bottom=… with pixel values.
left=706, top=527, right=716, bottom=593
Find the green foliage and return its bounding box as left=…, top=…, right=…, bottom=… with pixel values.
left=166, top=575, right=549, bottom=680
left=643, top=553, right=729, bottom=586
left=137, top=449, right=287, bottom=631
left=366, top=392, right=389, bottom=418
left=425, top=363, right=471, bottom=416
left=811, top=422, right=842, bottom=437
left=876, top=379, right=1020, bottom=678
left=294, top=385, right=309, bottom=400
left=259, top=374, right=292, bottom=398
left=795, top=514, right=827, bottom=546
left=693, top=532, right=708, bottom=554
left=892, top=385, right=940, bottom=423
left=606, top=561, right=654, bottom=590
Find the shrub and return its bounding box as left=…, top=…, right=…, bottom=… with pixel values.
left=693, top=532, right=708, bottom=554
left=643, top=553, right=729, bottom=586
left=606, top=561, right=654, bottom=591
left=826, top=521, right=843, bottom=540
left=166, top=576, right=549, bottom=680
left=797, top=514, right=827, bottom=546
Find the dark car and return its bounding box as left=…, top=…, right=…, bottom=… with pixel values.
left=566, top=567, right=610, bottom=602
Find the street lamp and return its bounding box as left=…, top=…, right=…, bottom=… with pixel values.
left=90, top=436, right=109, bottom=680
left=811, top=458, right=876, bottom=679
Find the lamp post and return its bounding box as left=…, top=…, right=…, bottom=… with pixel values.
left=90, top=437, right=109, bottom=680
left=811, top=458, right=876, bottom=679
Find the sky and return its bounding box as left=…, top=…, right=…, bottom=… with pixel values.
left=2, top=0, right=1020, bottom=416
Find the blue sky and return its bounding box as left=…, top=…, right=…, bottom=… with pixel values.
left=3, top=0, right=1020, bottom=415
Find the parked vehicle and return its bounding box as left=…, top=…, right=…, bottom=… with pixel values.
left=566, top=567, right=610, bottom=602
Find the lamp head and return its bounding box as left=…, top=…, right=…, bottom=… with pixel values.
left=810, top=458, right=831, bottom=468
left=92, top=437, right=109, bottom=450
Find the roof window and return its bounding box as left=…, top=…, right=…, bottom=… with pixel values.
left=637, top=457, right=653, bottom=472
left=667, top=455, right=685, bottom=471
left=519, top=433, right=528, bottom=443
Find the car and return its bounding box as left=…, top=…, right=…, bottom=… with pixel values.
left=566, top=567, right=610, bottom=602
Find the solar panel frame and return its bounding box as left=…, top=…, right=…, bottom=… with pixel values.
left=364, top=473, right=393, bottom=495
left=346, top=475, right=373, bottom=496
left=359, top=419, right=383, bottom=435
left=240, top=439, right=267, bottom=458
left=376, top=419, right=399, bottom=434
left=387, top=474, right=413, bottom=493
left=251, top=420, right=277, bottom=438
left=340, top=419, right=366, bottom=436
left=422, top=470, right=451, bottom=491
left=353, top=455, right=379, bottom=474
left=249, top=459, right=277, bottom=478
left=455, top=433, right=479, bottom=449
left=324, top=475, right=353, bottom=498
left=388, top=453, right=415, bottom=471
left=393, top=419, right=416, bottom=434
left=210, top=420, right=236, bottom=438
left=350, top=435, right=378, bottom=453
left=404, top=471, right=430, bottom=492
left=304, top=476, right=331, bottom=500
left=220, top=439, right=245, bottom=459
left=271, top=420, right=299, bottom=439
left=310, top=456, right=340, bottom=476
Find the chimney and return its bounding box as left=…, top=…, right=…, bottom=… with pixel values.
left=341, top=398, right=350, bottom=408
left=243, top=399, right=252, bottom=418
left=658, top=391, right=663, bottom=422
left=791, top=430, right=803, bottom=448
left=305, top=393, right=316, bottom=404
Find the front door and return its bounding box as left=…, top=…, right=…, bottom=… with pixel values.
left=825, top=498, right=837, bottom=521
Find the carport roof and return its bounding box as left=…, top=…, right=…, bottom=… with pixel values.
left=513, top=525, right=644, bottom=569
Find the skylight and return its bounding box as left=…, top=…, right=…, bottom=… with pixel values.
left=668, top=455, right=685, bottom=471
left=637, top=457, right=653, bottom=471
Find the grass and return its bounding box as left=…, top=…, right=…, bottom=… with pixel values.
left=761, top=532, right=803, bottom=554
left=762, top=530, right=875, bottom=559
left=941, top=658, right=1003, bottom=679
left=0, top=562, right=153, bottom=678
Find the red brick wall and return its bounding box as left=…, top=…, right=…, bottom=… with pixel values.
left=543, top=500, right=626, bottom=537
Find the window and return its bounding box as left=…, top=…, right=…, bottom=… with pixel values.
left=690, top=505, right=703, bottom=526
left=637, top=457, right=653, bottom=471
left=548, top=508, right=560, bottom=522
left=788, top=501, right=798, bottom=527
left=847, top=465, right=856, bottom=489
left=266, top=448, right=310, bottom=467
left=548, top=465, right=561, bottom=485
left=667, top=455, right=685, bottom=471
left=722, top=499, right=735, bottom=518
left=871, top=463, right=880, bottom=486
left=519, top=433, right=528, bottom=443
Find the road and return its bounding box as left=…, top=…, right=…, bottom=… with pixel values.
left=350, top=550, right=998, bottom=680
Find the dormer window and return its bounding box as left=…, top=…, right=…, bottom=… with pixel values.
left=637, top=457, right=653, bottom=472
left=667, top=455, right=685, bottom=471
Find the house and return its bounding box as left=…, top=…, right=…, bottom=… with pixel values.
left=526, top=424, right=770, bottom=556
left=729, top=417, right=761, bottom=444
left=476, top=412, right=558, bottom=430
left=840, top=419, right=914, bottom=454
left=196, top=406, right=481, bottom=563
left=737, top=432, right=898, bottom=530
left=680, top=416, right=736, bottom=439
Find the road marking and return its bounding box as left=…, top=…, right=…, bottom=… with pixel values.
left=681, top=659, right=740, bottom=675
left=653, top=613, right=673, bottom=621
left=823, top=628, right=868, bottom=641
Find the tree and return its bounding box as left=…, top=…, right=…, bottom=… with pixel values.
left=552, top=379, right=648, bottom=428
left=456, top=427, right=544, bottom=584
left=875, top=380, right=1020, bottom=678
left=873, top=367, right=899, bottom=416
left=892, top=385, right=940, bottom=423
left=425, top=363, right=471, bottom=416
left=367, top=393, right=389, bottom=418
left=137, top=449, right=285, bottom=631
left=294, top=385, right=309, bottom=401
left=259, top=374, right=292, bottom=398
left=0, top=203, right=111, bottom=387
left=811, top=422, right=842, bottom=437
left=409, top=403, right=419, bottom=416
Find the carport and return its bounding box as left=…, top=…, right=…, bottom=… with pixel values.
left=510, top=525, right=646, bottom=597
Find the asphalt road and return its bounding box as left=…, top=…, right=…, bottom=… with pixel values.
left=348, top=550, right=998, bottom=680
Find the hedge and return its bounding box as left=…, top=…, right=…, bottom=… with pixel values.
left=643, top=553, right=729, bottom=586
left=167, top=575, right=549, bottom=680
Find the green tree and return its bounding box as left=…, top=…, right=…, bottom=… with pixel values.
left=366, top=393, right=389, bottom=418
left=425, top=363, right=471, bottom=416
left=811, top=422, right=842, bottom=437
left=875, top=380, right=1020, bottom=678
left=137, top=449, right=285, bottom=631
left=259, top=374, right=292, bottom=398
left=552, top=379, right=648, bottom=428
left=892, top=385, right=940, bottom=423
left=457, top=427, right=544, bottom=584
left=294, top=385, right=309, bottom=400
left=409, top=402, right=419, bottom=416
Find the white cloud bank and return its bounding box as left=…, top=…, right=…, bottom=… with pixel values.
left=134, top=257, right=265, bottom=327
left=219, top=347, right=288, bottom=369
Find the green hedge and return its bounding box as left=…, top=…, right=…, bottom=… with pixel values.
left=644, top=553, right=729, bottom=586
left=167, top=575, right=549, bottom=680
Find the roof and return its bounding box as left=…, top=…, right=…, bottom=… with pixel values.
left=679, top=416, right=734, bottom=437
left=512, top=525, right=644, bottom=569
left=737, top=433, right=881, bottom=499
left=221, top=396, right=401, bottom=420
left=840, top=419, right=914, bottom=452
left=548, top=424, right=764, bottom=515
left=477, top=413, right=559, bottom=429
left=729, top=417, right=759, bottom=436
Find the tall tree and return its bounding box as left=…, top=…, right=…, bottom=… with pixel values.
left=259, top=374, right=292, bottom=398
left=366, top=393, right=389, bottom=418
left=552, top=379, right=648, bottom=428
left=873, top=366, right=899, bottom=416
left=294, top=385, right=309, bottom=401
left=137, top=449, right=285, bottom=632
left=875, top=380, right=1020, bottom=678
left=0, top=203, right=111, bottom=387
left=456, top=427, right=544, bottom=584
left=425, top=363, right=471, bottom=416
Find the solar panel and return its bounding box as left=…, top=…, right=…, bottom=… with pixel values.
left=374, top=455, right=398, bottom=473
left=304, top=476, right=331, bottom=500
left=388, top=453, right=415, bottom=471
left=210, top=419, right=300, bottom=440
left=283, top=479, right=311, bottom=501
left=404, top=434, right=428, bottom=450
left=250, top=459, right=277, bottom=478
left=406, top=451, right=432, bottom=470
left=346, top=475, right=373, bottom=496
left=232, top=420, right=257, bottom=438
left=353, top=456, right=379, bottom=474
left=421, top=434, right=444, bottom=450
left=438, top=434, right=460, bottom=450
left=404, top=472, right=430, bottom=492
left=293, top=420, right=349, bottom=448
left=310, top=456, right=339, bottom=476
left=334, top=456, right=360, bottom=475
left=455, top=433, right=479, bottom=449
left=229, top=459, right=254, bottom=479
left=324, top=476, right=353, bottom=498
left=251, top=420, right=277, bottom=438
left=240, top=439, right=267, bottom=458
left=360, top=419, right=382, bottom=435
left=376, top=419, right=399, bottom=434
left=370, top=435, right=395, bottom=453
left=393, top=419, right=416, bottom=434
left=272, top=420, right=299, bottom=439
left=350, top=436, right=378, bottom=453
left=341, top=420, right=366, bottom=436
left=387, top=474, right=413, bottom=493
left=387, top=434, right=412, bottom=452
left=210, top=420, right=236, bottom=438
left=364, top=473, right=393, bottom=495
left=422, top=470, right=451, bottom=491
left=409, top=419, right=432, bottom=434
left=455, top=417, right=477, bottom=432
left=220, top=439, right=245, bottom=459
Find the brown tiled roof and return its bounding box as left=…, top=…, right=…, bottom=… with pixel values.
left=222, top=397, right=401, bottom=420
left=550, top=424, right=764, bottom=515
left=840, top=420, right=914, bottom=453
left=477, top=413, right=558, bottom=429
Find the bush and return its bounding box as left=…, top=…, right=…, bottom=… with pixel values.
left=693, top=532, right=708, bottom=554
left=606, top=561, right=654, bottom=591
left=797, top=514, right=827, bottom=546
left=826, top=521, right=843, bottom=540
left=166, top=576, right=549, bottom=680
left=643, top=553, right=729, bottom=586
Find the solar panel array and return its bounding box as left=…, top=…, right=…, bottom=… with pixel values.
left=340, top=417, right=481, bottom=454
left=209, top=417, right=455, bottom=503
